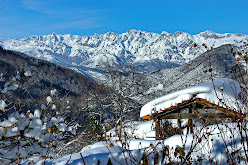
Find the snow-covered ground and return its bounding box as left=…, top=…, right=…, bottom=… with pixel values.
left=21, top=119, right=247, bottom=165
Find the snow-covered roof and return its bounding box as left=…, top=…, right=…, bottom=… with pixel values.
left=140, top=78, right=245, bottom=119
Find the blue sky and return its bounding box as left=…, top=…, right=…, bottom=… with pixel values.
left=0, top=0, right=248, bottom=39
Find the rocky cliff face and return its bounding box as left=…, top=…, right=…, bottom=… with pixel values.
left=1, top=30, right=247, bottom=80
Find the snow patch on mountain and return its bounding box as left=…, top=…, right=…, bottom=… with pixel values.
left=1, top=30, right=247, bottom=79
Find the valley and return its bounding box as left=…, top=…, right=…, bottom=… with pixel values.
left=1, top=30, right=247, bottom=80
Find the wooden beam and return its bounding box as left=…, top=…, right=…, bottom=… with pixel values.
left=154, top=99, right=197, bottom=119
left=159, top=112, right=231, bottom=119
left=152, top=98, right=241, bottom=120
left=195, top=99, right=241, bottom=118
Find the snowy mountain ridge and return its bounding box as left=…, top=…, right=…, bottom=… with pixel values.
left=1, top=30, right=247, bottom=79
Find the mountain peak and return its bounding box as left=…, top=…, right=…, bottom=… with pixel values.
left=127, top=29, right=140, bottom=32
left=202, top=30, right=216, bottom=34
left=197, top=30, right=222, bottom=39
left=126, top=29, right=144, bottom=34
left=1, top=30, right=247, bottom=80
left=104, top=31, right=117, bottom=36
left=51, top=32, right=58, bottom=36
left=161, top=31, right=170, bottom=35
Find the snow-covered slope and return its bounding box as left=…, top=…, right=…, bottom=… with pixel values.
left=1, top=30, right=247, bottom=79
left=131, top=44, right=240, bottom=105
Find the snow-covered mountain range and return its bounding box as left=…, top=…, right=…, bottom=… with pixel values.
left=0, top=30, right=247, bottom=79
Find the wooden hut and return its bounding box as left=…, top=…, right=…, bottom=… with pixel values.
left=140, top=78, right=246, bottom=140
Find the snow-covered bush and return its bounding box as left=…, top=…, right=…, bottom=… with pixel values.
left=0, top=71, right=78, bottom=164
left=102, top=62, right=142, bottom=140
left=0, top=110, right=76, bottom=164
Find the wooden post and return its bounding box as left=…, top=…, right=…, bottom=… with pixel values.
left=177, top=118, right=182, bottom=135
left=154, top=152, right=159, bottom=165
left=188, top=105, right=194, bottom=134
left=142, top=153, right=148, bottom=165
left=155, top=117, right=160, bottom=140
left=107, top=158, right=113, bottom=165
